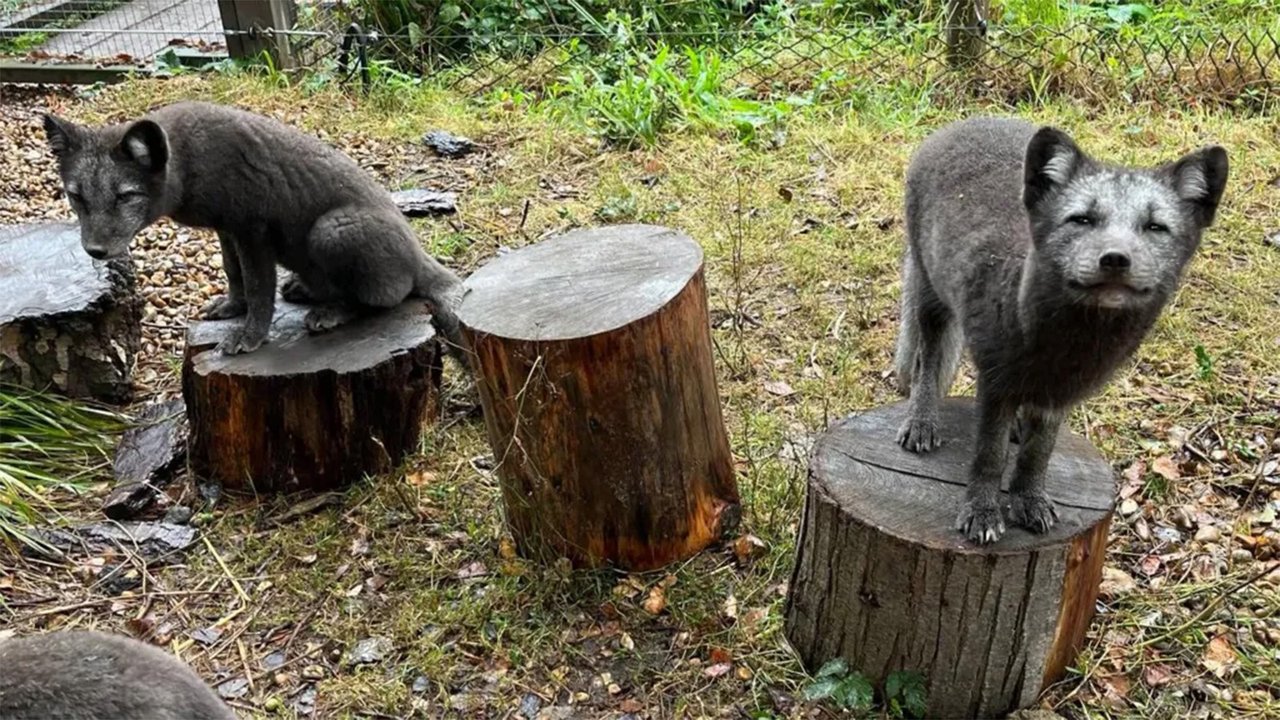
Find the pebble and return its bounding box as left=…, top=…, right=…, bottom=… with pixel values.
left=1120, top=498, right=1140, bottom=516
left=1194, top=525, right=1221, bottom=543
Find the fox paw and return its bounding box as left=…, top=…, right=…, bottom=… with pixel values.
left=897, top=417, right=942, bottom=453
left=215, top=327, right=265, bottom=355
left=202, top=294, right=247, bottom=320
left=304, top=307, right=355, bottom=333
left=1011, top=492, right=1059, bottom=534
left=956, top=501, right=1006, bottom=545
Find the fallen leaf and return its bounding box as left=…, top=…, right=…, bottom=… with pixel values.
left=704, top=662, right=732, bottom=678
left=1202, top=635, right=1237, bottom=678
left=1121, top=460, right=1147, bottom=489
left=457, top=561, right=488, bottom=580
left=659, top=573, right=677, bottom=589
left=1099, top=566, right=1138, bottom=598
left=1143, top=664, right=1174, bottom=687
left=643, top=586, right=667, bottom=615
left=709, top=647, right=732, bottom=665
left=620, top=698, right=643, bottom=713
left=498, top=537, right=518, bottom=560
left=1151, top=456, right=1180, bottom=481
left=741, top=607, right=767, bottom=630
left=764, top=380, right=795, bottom=397
left=733, top=534, right=767, bottom=564
left=405, top=470, right=436, bottom=487
left=1098, top=673, right=1131, bottom=707
left=1139, top=554, right=1162, bottom=576
left=723, top=594, right=738, bottom=620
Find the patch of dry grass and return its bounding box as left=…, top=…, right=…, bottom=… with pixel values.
left=1, top=73, right=1278, bottom=718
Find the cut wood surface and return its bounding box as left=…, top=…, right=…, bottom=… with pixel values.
left=183, top=297, right=442, bottom=492
left=785, top=398, right=1114, bottom=718
left=0, top=223, right=141, bottom=403
left=460, top=224, right=740, bottom=571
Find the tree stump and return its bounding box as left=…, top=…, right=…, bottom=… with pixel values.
left=0, top=223, right=141, bottom=403
left=460, top=224, right=739, bottom=571
left=785, top=398, right=1114, bottom=718
left=182, top=298, right=442, bottom=492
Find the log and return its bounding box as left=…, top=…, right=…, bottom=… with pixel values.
left=784, top=398, right=1114, bottom=718
left=460, top=224, right=739, bottom=571
left=0, top=223, right=142, bottom=403
left=103, top=397, right=189, bottom=520
left=182, top=297, right=442, bottom=493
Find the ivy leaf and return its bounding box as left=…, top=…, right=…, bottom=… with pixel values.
left=800, top=677, right=840, bottom=701
left=832, top=673, right=875, bottom=710
left=814, top=657, right=848, bottom=679
left=886, top=670, right=929, bottom=718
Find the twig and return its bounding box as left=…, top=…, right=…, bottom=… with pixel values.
left=1137, top=561, right=1279, bottom=649
left=202, top=534, right=250, bottom=604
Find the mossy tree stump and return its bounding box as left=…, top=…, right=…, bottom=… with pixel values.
left=0, top=224, right=141, bottom=402
left=460, top=224, right=739, bottom=571
left=182, top=297, right=442, bottom=492
left=784, top=398, right=1114, bottom=718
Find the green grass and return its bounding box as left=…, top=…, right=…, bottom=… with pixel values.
left=13, top=67, right=1280, bottom=717
left=0, top=386, right=124, bottom=550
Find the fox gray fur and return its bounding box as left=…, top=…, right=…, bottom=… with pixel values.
left=893, top=116, right=1227, bottom=545
left=42, top=101, right=466, bottom=361
left=0, top=630, right=235, bottom=720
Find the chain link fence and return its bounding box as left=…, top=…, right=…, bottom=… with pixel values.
left=2, top=0, right=1278, bottom=109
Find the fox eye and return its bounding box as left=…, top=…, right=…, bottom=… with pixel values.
left=115, top=191, right=145, bottom=205
left=1066, top=214, right=1093, bottom=226
left=1145, top=221, right=1169, bottom=233
left=65, top=191, right=84, bottom=205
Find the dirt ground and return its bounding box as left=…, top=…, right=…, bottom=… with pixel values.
left=1, top=76, right=1278, bottom=719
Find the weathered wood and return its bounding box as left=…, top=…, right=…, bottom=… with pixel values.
left=784, top=398, right=1113, bottom=718
left=217, top=0, right=294, bottom=66
left=0, top=223, right=141, bottom=403
left=460, top=224, right=739, bottom=571
left=945, top=0, right=991, bottom=68
left=103, top=398, right=189, bottom=521
left=182, top=297, right=442, bottom=493
left=390, top=188, right=457, bottom=217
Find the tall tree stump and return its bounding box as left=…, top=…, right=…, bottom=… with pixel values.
left=785, top=398, right=1114, bottom=718
left=182, top=298, right=442, bottom=492
left=460, top=224, right=739, bottom=571
left=0, top=223, right=141, bottom=403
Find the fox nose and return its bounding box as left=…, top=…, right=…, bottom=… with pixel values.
left=1098, top=251, right=1131, bottom=273
left=85, top=247, right=108, bottom=260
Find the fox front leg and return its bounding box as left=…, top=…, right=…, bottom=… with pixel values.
left=202, top=231, right=248, bottom=320
left=956, top=387, right=1014, bottom=544
left=215, top=231, right=276, bottom=355
left=1008, top=406, right=1063, bottom=533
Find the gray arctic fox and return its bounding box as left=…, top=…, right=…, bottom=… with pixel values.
left=0, top=630, right=235, bottom=720
left=894, top=116, right=1227, bottom=545
left=43, top=101, right=466, bottom=360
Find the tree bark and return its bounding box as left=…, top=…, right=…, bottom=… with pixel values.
left=0, top=223, right=141, bottom=403
left=460, top=224, right=740, bottom=571
left=183, top=298, right=442, bottom=492
left=785, top=398, right=1113, bottom=718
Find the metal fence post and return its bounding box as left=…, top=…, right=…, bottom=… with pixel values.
left=218, top=0, right=297, bottom=67
left=945, top=0, right=989, bottom=68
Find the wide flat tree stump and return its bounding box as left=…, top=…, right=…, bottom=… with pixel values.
left=460, top=224, right=739, bottom=571
left=785, top=398, right=1115, bottom=718
left=0, top=223, right=141, bottom=402
left=182, top=297, right=442, bottom=492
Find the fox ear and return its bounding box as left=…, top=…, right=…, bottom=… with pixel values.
left=43, top=114, right=81, bottom=158
left=1168, top=145, right=1228, bottom=228
left=119, top=120, right=169, bottom=173
left=1023, top=126, right=1083, bottom=210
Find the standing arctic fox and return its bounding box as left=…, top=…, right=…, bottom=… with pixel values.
left=894, top=117, right=1227, bottom=545
left=43, top=101, right=465, bottom=359
left=0, top=630, right=235, bottom=719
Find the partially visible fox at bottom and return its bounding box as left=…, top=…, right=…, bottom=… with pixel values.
left=893, top=116, right=1228, bottom=545
left=0, top=630, right=235, bottom=720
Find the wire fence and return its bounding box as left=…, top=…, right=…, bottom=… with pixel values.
left=2, top=0, right=1278, bottom=110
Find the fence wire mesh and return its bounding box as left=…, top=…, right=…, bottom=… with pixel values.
left=1, top=0, right=225, bottom=66
left=1, top=0, right=1277, bottom=110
